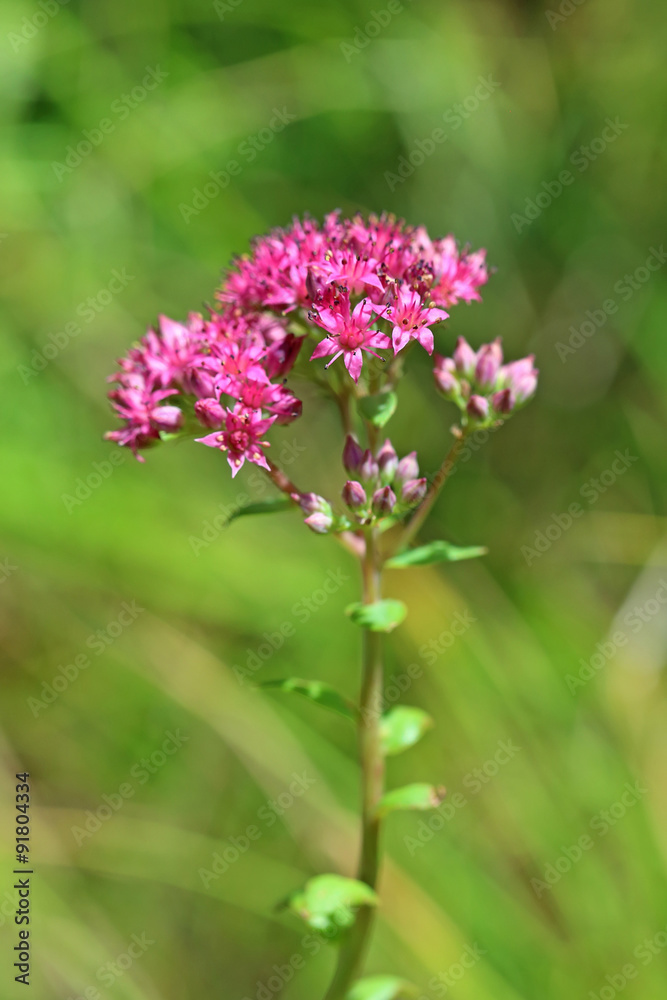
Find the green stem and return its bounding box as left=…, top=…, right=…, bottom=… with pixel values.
left=392, top=430, right=468, bottom=555
left=324, top=528, right=384, bottom=1000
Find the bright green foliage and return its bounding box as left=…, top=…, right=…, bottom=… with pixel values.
left=380, top=706, right=433, bottom=756
left=386, top=540, right=487, bottom=568
left=346, top=600, right=407, bottom=632
left=285, top=875, right=378, bottom=938
left=259, top=678, right=356, bottom=720
left=377, top=783, right=446, bottom=818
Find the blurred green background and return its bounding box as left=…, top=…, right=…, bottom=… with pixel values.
left=2, top=0, right=667, bottom=997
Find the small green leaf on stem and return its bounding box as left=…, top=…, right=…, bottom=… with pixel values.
left=380, top=706, right=434, bottom=756
left=347, top=975, right=419, bottom=999
left=282, top=874, right=378, bottom=939
left=386, top=539, right=488, bottom=568
left=377, top=783, right=446, bottom=818
left=358, top=391, right=398, bottom=428
left=258, top=678, right=356, bottom=720
left=225, top=497, right=294, bottom=525
left=346, top=599, right=407, bottom=632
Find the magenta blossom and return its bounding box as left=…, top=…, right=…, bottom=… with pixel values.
left=106, top=212, right=490, bottom=466
left=196, top=406, right=276, bottom=477
left=310, top=294, right=390, bottom=382
left=388, top=286, right=449, bottom=354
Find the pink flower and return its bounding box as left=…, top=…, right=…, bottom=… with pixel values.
left=310, top=293, right=390, bottom=382
left=107, top=214, right=492, bottom=469
left=196, top=405, right=276, bottom=477
left=312, top=249, right=384, bottom=296
left=388, top=286, right=448, bottom=354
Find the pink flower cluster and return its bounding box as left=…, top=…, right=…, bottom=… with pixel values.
left=106, top=212, right=488, bottom=475
left=434, top=337, right=538, bottom=424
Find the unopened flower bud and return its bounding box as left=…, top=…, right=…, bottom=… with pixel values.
left=359, top=449, right=379, bottom=485
left=343, top=434, right=364, bottom=474
left=467, top=394, right=490, bottom=420
left=185, top=366, right=215, bottom=397
left=342, top=480, right=367, bottom=511
left=372, top=485, right=396, bottom=517
left=297, top=493, right=331, bottom=516
left=501, top=356, right=538, bottom=403
left=304, top=511, right=334, bottom=534
left=401, top=477, right=428, bottom=506
left=395, top=451, right=419, bottom=487
left=453, top=336, right=477, bottom=377
left=195, top=397, right=225, bottom=428
left=376, top=439, right=398, bottom=484
left=474, top=338, right=503, bottom=389
left=434, top=355, right=459, bottom=397
left=151, top=405, right=183, bottom=431
left=492, top=388, right=515, bottom=414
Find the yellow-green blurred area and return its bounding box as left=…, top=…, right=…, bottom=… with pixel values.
left=2, top=0, right=667, bottom=996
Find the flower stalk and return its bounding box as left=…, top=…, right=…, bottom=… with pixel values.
left=324, top=527, right=384, bottom=1000
left=104, top=211, right=538, bottom=997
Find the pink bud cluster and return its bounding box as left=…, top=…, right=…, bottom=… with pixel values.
left=106, top=213, right=488, bottom=474
left=433, top=337, right=538, bottom=426
left=290, top=433, right=429, bottom=536
left=340, top=435, right=427, bottom=526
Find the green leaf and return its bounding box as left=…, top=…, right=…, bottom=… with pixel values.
left=259, top=678, right=356, bottom=720
left=283, top=875, right=378, bottom=939
left=346, top=599, right=407, bottom=632
left=377, top=783, right=446, bottom=818
left=386, top=539, right=488, bottom=568
left=347, top=975, right=419, bottom=1000
left=358, top=391, right=398, bottom=428
left=226, top=497, right=294, bottom=525
left=380, top=706, right=434, bottom=756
